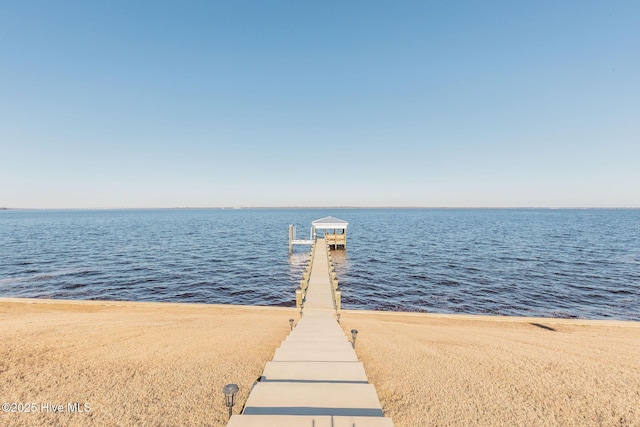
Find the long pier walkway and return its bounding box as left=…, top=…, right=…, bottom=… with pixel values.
left=228, top=239, right=394, bottom=426
left=302, top=238, right=335, bottom=310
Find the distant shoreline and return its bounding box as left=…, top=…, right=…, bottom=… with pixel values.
left=2, top=206, right=639, bottom=211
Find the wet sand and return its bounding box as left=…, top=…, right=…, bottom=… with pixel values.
left=1, top=298, right=639, bottom=426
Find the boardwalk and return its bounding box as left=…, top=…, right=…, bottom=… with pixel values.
left=301, top=238, right=335, bottom=310
left=228, top=238, right=393, bottom=426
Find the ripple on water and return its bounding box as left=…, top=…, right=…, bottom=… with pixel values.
left=0, top=208, right=639, bottom=320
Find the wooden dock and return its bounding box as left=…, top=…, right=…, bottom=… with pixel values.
left=301, top=238, right=336, bottom=310
left=227, top=237, right=394, bottom=426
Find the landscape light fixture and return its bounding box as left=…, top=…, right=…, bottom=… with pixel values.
left=222, top=383, right=239, bottom=419
left=351, top=329, right=358, bottom=348
left=289, top=318, right=294, bottom=331
left=336, top=313, right=341, bottom=324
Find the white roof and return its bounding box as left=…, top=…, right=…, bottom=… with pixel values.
left=312, top=216, right=348, bottom=229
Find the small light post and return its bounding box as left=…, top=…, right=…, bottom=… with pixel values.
left=351, top=329, right=358, bottom=348
left=289, top=318, right=294, bottom=331
left=336, top=313, right=341, bottom=324
left=223, top=383, right=239, bottom=419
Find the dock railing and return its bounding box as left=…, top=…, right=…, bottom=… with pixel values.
left=325, top=240, right=341, bottom=311
left=295, top=239, right=342, bottom=312
left=296, top=240, right=315, bottom=309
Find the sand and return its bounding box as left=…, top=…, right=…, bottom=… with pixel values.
left=0, top=298, right=293, bottom=427
left=339, top=310, right=640, bottom=427
left=1, top=298, right=639, bottom=427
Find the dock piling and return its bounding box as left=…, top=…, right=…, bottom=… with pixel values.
left=295, top=287, right=303, bottom=310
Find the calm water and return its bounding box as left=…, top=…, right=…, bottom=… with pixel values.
left=0, top=209, right=638, bottom=320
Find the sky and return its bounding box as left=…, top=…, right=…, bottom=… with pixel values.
left=1, top=1, right=638, bottom=208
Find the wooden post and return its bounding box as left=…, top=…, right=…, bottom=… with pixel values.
left=344, top=228, right=347, bottom=250
left=335, top=288, right=341, bottom=311
left=288, top=225, right=293, bottom=254
left=296, top=286, right=303, bottom=309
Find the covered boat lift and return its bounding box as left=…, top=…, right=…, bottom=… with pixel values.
left=289, top=216, right=349, bottom=253
left=312, top=216, right=348, bottom=250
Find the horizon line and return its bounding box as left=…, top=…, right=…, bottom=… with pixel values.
left=2, top=206, right=639, bottom=211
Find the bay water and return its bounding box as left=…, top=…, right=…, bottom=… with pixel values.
left=0, top=208, right=638, bottom=320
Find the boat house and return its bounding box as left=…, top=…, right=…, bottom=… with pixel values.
left=312, top=216, right=348, bottom=250
left=288, top=216, right=349, bottom=253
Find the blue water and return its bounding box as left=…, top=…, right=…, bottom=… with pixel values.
left=0, top=209, right=638, bottom=320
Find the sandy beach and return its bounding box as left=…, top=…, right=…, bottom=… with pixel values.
left=339, top=310, right=640, bottom=427
left=1, top=298, right=639, bottom=426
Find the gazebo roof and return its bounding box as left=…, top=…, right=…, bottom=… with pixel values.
left=312, top=216, right=348, bottom=229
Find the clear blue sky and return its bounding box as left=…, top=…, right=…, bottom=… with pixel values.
left=1, top=1, right=638, bottom=208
